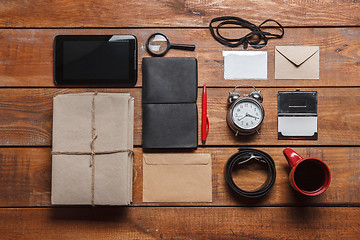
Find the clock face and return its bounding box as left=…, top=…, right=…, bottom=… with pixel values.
left=231, top=100, right=263, bottom=130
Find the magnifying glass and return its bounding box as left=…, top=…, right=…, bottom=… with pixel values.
left=146, top=33, right=196, bottom=57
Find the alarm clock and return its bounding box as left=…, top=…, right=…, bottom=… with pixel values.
left=226, top=85, right=265, bottom=136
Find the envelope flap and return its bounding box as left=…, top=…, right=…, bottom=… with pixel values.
left=144, top=153, right=210, bottom=165
left=276, top=46, right=319, bottom=67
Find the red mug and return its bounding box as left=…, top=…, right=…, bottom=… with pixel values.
left=283, top=147, right=331, bottom=196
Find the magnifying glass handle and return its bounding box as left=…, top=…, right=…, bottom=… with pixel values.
left=170, top=44, right=196, bottom=51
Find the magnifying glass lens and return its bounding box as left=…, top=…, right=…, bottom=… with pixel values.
left=147, top=34, right=169, bottom=55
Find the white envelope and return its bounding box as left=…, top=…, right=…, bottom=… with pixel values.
left=275, top=46, right=319, bottom=79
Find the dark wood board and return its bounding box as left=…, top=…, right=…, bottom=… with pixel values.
left=0, top=28, right=359, bottom=87
left=0, top=88, right=358, bottom=147
left=0, top=0, right=359, bottom=27
left=0, top=147, right=359, bottom=207
left=0, top=207, right=359, bottom=239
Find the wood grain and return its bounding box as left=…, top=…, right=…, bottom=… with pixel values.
left=0, top=0, right=359, bottom=238
left=0, top=0, right=359, bottom=27
left=0, top=28, right=359, bottom=87
left=0, top=88, right=358, bottom=147
left=1, top=147, right=359, bottom=207
left=0, top=207, right=359, bottom=239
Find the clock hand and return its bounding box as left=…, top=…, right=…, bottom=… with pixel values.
left=237, top=114, right=247, bottom=121
left=246, top=113, right=259, bottom=119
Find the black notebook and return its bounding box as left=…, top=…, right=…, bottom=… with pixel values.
left=142, top=57, right=198, bottom=149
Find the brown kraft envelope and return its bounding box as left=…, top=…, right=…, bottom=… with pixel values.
left=275, top=46, right=319, bottom=79
left=143, top=153, right=212, bottom=202
left=51, top=93, right=134, bottom=205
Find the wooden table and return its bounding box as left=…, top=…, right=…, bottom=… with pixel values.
left=0, top=1, right=359, bottom=239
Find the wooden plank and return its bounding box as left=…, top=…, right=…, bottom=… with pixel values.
left=0, top=207, right=358, bottom=239
left=0, top=0, right=359, bottom=27
left=1, top=147, right=359, bottom=207
left=0, top=28, right=359, bottom=87
left=206, top=87, right=360, bottom=146
left=0, top=148, right=51, bottom=206
left=0, top=88, right=142, bottom=146
left=0, top=88, right=358, bottom=147
left=135, top=147, right=360, bottom=207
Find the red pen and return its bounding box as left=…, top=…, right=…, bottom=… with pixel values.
left=202, top=84, right=209, bottom=146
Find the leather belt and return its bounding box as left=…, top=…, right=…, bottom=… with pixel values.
left=225, top=148, right=276, bottom=198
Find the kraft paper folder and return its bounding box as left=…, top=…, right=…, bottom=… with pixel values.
left=51, top=93, right=134, bottom=205
left=143, top=153, right=212, bottom=202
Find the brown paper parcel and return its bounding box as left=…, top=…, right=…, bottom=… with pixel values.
left=51, top=93, right=134, bottom=205
left=143, top=153, right=212, bottom=202
left=275, top=46, right=319, bottom=79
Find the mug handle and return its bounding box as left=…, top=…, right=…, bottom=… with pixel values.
left=283, top=147, right=303, bottom=167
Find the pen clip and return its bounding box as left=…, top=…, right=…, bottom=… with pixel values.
left=206, top=115, right=210, bottom=138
